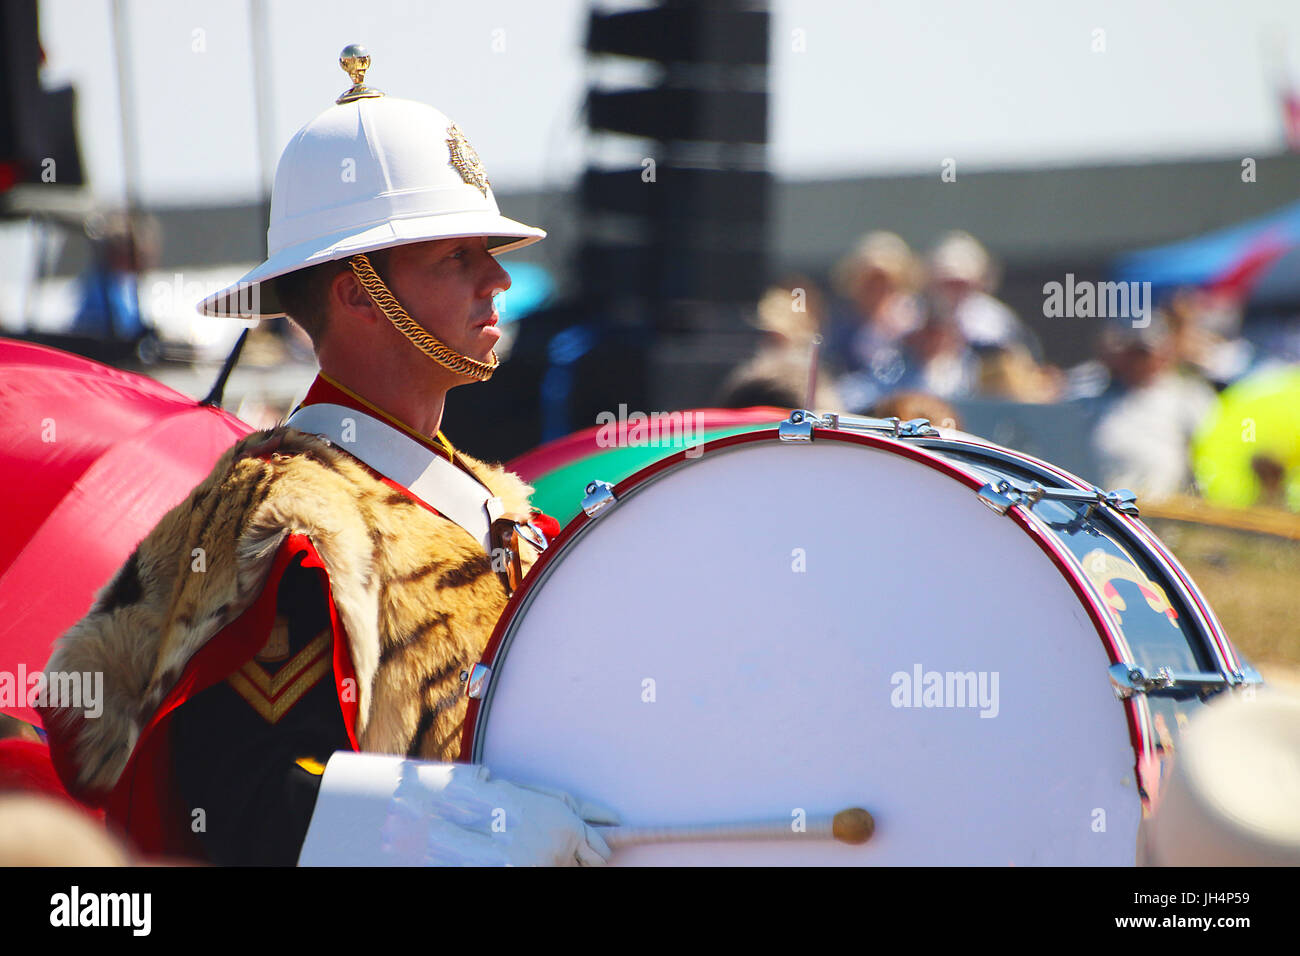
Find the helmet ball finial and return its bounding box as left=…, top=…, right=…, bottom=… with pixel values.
left=337, top=44, right=385, bottom=104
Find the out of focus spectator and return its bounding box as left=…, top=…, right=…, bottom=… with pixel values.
left=716, top=348, right=842, bottom=411
left=1191, top=364, right=1300, bottom=512
left=750, top=276, right=825, bottom=353
left=1091, top=315, right=1217, bottom=499
left=900, top=311, right=980, bottom=398
left=70, top=211, right=158, bottom=341
left=1162, top=287, right=1253, bottom=388
left=825, top=231, right=922, bottom=376
left=977, top=344, right=1064, bottom=402
left=720, top=279, right=841, bottom=410
left=926, top=231, right=1040, bottom=357
left=871, top=391, right=962, bottom=431
left=837, top=307, right=979, bottom=412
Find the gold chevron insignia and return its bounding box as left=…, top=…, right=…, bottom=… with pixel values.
left=228, top=630, right=331, bottom=724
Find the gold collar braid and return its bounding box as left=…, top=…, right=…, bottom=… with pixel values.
left=347, top=253, right=499, bottom=381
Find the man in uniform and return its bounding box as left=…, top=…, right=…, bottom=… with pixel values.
left=41, top=47, right=615, bottom=866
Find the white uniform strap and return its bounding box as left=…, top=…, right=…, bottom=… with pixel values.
left=285, top=402, right=504, bottom=553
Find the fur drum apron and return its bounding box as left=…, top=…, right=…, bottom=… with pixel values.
left=41, top=427, right=540, bottom=811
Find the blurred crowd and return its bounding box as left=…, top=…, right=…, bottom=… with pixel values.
left=25, top=208, right=1298, bottom=513
left=719, top=230, right=1300, bottom=511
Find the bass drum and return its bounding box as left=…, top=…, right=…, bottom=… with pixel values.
left=461, top=414, right=1259, bottom=865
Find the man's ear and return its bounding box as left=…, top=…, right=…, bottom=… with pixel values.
left=330, top=264, right=382, bottom=326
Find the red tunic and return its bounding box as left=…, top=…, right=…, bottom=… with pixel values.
left=47, top=373, right=555, bottom=860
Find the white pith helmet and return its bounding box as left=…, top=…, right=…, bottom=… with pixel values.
left=1143, top=688, right=1300, bottom=866
left=200, top=44, right=545, bottom=319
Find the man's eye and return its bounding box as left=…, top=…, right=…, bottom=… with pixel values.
left=449, top=248, right=467, bottom=260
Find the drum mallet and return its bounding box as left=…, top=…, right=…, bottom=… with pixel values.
left=599, top=807, right=874, bottom=849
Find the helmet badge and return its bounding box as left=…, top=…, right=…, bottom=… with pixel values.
left=447, top=124, right=490, bottom=197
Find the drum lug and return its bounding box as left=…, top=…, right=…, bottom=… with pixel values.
left=582, top=480, right=618, bottom=517
left=1231, top=664, right=1265, bottom=687
left=517, top=519, right=549, bottom=553
left=464, top=662, right=492, bottom=700
left=780, top=409, right=939, bottom=440
left=976, top=480, right=1142, bottom=518
left=1104, top=489, right=1140, bottom=516
left=779, top=410, right=817, bottom=441
left=1108, top=663, right=1262, bottom=700
left=897, top=418, right=940, bottom=438
left=977, top=480, right=1019, bottom=515
left=1108, top=663, right=1174, bottom=698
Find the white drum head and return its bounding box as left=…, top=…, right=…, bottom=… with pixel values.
left=474, top=437, right=1141, bottom=864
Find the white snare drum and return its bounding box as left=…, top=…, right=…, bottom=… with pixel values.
left=461, top=411, right=1260, bottom=865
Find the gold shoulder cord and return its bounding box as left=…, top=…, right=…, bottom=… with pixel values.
left=348, top=252, right=499, bottom=381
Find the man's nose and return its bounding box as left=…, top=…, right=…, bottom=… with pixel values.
left=484, top=253, right=511, bottom=295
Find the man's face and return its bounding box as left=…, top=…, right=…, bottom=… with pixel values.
left=379, top=236, right=512, bottom=365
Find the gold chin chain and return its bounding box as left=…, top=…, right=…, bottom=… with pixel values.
left=347, top=253, right=499, bottom=381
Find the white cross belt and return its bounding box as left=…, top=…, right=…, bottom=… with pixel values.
left=285, top=402, right=504, bottom=554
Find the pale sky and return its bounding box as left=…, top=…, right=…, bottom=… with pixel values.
left=32, top=0, right=1300, bottom=205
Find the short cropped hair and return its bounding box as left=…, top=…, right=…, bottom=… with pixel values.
left=273, top=249, right=391, bottom=348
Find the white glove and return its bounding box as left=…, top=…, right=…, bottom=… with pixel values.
left=298, top=752, right=619, bottom=867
